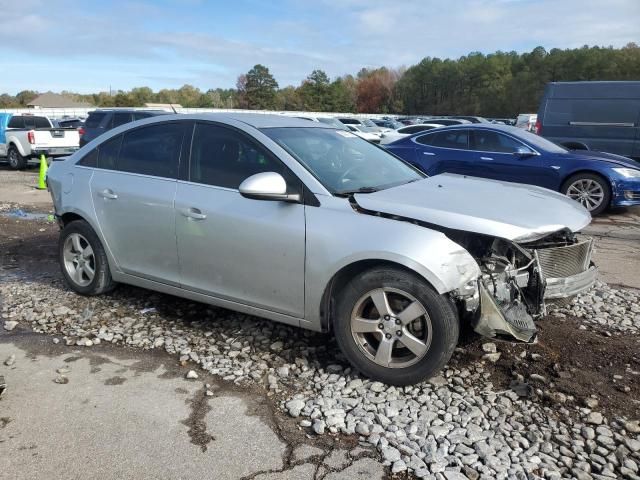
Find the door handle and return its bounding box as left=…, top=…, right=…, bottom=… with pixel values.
left=181, top=207, right=207, bottom=220
left=480, top=156, right=494, bottom=161
left=422, top=151, right=436, bottom=156
left=99, top=189, right=118, bottom=199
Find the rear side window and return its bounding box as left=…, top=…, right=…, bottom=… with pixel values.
left=111, top=112, right=132, bottom=129
left=85, top=112, right=107, bottom=128
left=117, top=123, right=185, bottom=178
left=189, top=123, right=286, bottom=189
left=98, top=135, right=122, bottom=170
left=77, top=149, right=98, bottom=167
left=420, top=130, right=470, bottom=149
left=7, top=116, right=24, bottom=128
left=401, top=125, right=434, bottom=134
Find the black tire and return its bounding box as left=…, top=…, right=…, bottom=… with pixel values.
left=561, top=172, right=611, bottom=216
left=7, top=145, right=27, bottom=170
left=333, top=267, right=459, bottom=386
left=59, top=220, right=116, bottom=295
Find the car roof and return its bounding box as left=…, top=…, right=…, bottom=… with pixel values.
left=116, top=112, right=333, bottom=129
left=414, top=123, right=526, bottom=135
left=90, top=109, right=167, bottom=114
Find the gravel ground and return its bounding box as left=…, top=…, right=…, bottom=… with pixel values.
left=2, top=272, right=640, bottom=479
left=551, top=281, right=640, bottom=333
left=2, top=208, right=640, bottom=479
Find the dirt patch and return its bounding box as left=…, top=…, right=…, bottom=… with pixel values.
left=181, top=385, right=216, bottom=452
left=104, top=376, right=127, bottom=386
left=462, top=316, right=640, bottom=419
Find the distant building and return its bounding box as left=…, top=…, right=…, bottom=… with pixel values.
left=27, top=92, right=93, bottom=109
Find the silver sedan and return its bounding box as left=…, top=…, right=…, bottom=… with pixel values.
left=47, top=113, right=596, bottom=385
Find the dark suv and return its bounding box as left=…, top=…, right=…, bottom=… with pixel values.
left=79, top=109, right=167, bottom=147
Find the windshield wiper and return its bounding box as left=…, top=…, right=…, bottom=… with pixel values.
left=335, top=186, right=380, bottom=196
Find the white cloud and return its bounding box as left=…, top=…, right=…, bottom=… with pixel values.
left=0, top=0, right=637, bottom=92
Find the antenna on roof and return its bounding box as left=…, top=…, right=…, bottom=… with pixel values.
left=170, top=103, right=178, bottom=114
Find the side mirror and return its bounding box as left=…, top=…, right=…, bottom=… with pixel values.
left=514, top=146, right=536, bottom=158
left=239, top=172, right=300, bottom=202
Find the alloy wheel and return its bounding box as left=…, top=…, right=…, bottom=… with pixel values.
left=566, top=178, right=604, bottom=211
left=350, top=287, right=432, bottom=368
left=62, top=233, right=96, bottom=287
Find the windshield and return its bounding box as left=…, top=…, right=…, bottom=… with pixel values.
left=262, top=127, right=424, bottom=195
left=517, top=129, right=568, bottom=153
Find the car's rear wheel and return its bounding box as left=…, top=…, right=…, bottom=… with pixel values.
left=561, top=173, right=611, bottom=216
left=59, top=220, right=116, bottom=295
left=333, top=267, right=459, bottom=386
left=7, top=146, right=26, bottom=170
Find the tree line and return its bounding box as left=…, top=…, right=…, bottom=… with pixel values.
left=2, top=44, right=639, bottom=117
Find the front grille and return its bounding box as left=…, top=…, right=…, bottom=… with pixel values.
left=534, top=239, right=592, bottom=280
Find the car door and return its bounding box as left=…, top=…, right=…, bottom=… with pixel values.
left=175, top=122, right=306, bottom=318
left=89, top=121, right=188, bottom=285
left=469, top=129, right=552, bottom=187
left=413, top=129, right=474, bottom=175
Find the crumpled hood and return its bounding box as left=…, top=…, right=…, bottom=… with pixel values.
left=354, top=174, right=591, bottom=242
left=566, top=150, right=640, bottom=169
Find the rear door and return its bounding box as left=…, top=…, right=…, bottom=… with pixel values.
left=175, top=122, right=306, bottom=317
left=90, top=121, right=188, bottom=285
left=413, top=129, right=474, bottom=175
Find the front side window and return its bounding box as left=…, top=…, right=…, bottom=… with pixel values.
left=117, top=123, right=184, bottom=178
left=189, top=123, right=288, bottom=189
left=263, top=127, right=423, bottom=195
left=472, top=130, right=528, bottom=153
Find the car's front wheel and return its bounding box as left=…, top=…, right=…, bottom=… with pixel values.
left=333, top=267, right=459, bottom=386
left=561, top=172, right=611, bottom=216
left=59, top=220, right=116, bottom=295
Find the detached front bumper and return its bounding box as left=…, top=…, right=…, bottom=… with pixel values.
left=470, top=237, right=596, bottom=344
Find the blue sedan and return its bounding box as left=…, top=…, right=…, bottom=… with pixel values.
left=385, top=124, right=640, bottom=215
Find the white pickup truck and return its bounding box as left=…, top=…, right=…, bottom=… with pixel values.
left=0, top=114, right=80, bottom=169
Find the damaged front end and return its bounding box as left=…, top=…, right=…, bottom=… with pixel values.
left=452, top=230, right=597, bottom=343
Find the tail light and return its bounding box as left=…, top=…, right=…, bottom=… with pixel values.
left=534, top=119, right=541, bottom=135
left=78, top=127, right=85, bottom=137
left=27, top=131, right=35, bottom=144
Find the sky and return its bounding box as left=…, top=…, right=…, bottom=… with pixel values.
left=0, top=0, right=638, bottom=94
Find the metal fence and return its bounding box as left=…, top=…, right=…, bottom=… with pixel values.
left=0, top=107, right=391, bottom=120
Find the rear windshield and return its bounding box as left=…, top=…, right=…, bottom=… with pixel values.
left=24, top=117, right=51, bottom=129
left=85, top=112, right=107, bottom=128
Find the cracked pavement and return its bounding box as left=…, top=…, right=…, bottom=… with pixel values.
left=0, top=331, right=385, bottom=480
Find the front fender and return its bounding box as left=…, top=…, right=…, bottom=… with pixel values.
left=304, top=197, right=481, bottom=327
